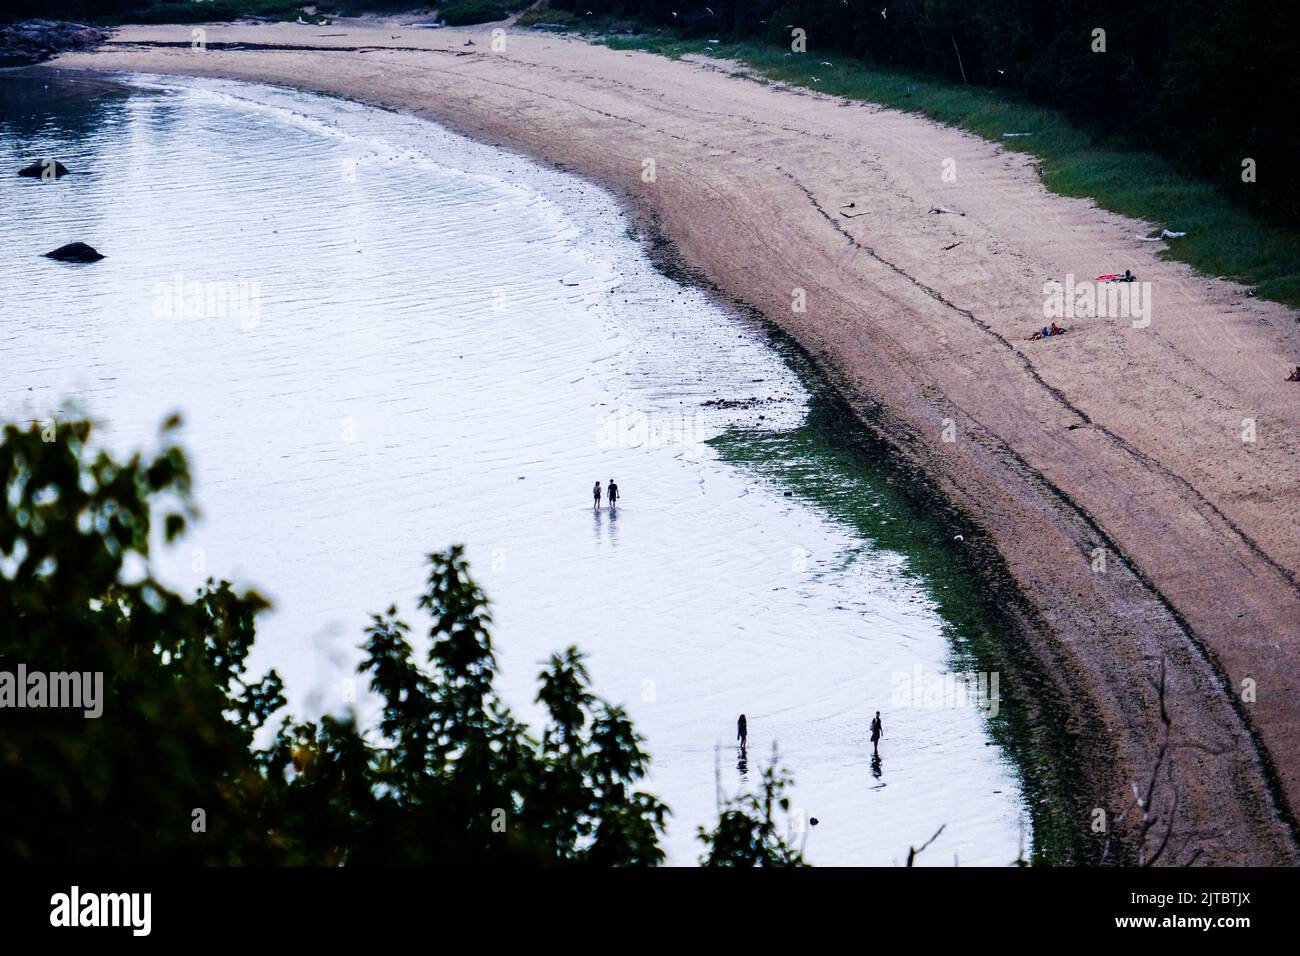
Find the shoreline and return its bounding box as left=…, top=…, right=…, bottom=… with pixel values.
left=626, top=192, right=1099, bottom=863
left=5, top=70, right=1038, bottom=866
left=41, top=19, right=1300, bottom=864
left=751, top=319, right=1097, bottom=863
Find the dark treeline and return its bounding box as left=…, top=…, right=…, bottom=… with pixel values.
left=2, top=0, right=259, bottom=19
left=551, top=0, right=1300, bottom=225
left=0, top=1, right=414, bottom=28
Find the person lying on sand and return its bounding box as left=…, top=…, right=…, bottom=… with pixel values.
left=1027, top=323, right=1068, bottom=341
left=1096, top=269, right=1136, bottom=283
left=1287, top=366, right=1300, bottom=382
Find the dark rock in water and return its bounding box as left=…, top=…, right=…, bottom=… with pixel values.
left=44, top=242, right=104, bottom=263
left=18, top=158, right=69, bottom=179
left=0, top=20, right=111, bottom=68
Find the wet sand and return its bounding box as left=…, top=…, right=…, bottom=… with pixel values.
left=49, top=19, right=1300, bottom=865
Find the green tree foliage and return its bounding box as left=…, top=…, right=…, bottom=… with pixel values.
left=0, top=416, right=799, bottom=865
left=0, top=1, right=428, bottom=24
left=698, top=749, right=807, bottom=866
left=0, top=415, right=284, bottom=863
left=438, top=1, right=512, bottom=27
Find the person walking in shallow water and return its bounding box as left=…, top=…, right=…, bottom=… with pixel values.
left=607, top=478, right=620, bottom=510
left=869, top=710, right=883, bottom=753
left=737, top=713, right=748, bottom=750
left=592, top=480, right=602, bottom=509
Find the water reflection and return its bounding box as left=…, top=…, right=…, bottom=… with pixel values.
left=0, top=72, right=1029, bottom=865
left=0, top=68, right=132, bottom=141
left=590, top=502, right=621, bottom=548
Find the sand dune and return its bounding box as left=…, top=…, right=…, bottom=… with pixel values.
left=52, top=20, right=1300, bottom=864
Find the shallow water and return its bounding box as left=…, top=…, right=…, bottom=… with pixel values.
left=0, top=70, right=1030, bottom=865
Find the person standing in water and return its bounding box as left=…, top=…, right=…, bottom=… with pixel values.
left=607, top=478, right=620, bottom=510
left=869, top=711, right=883, bottom=753
left=737, top=713, right=748, bottom=749
left=592, top=480, right=602, bottom=509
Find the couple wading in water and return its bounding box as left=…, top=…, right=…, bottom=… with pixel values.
left=735, top=710, right=884, bottom=757
left=592, top=479, right=620, bottom=509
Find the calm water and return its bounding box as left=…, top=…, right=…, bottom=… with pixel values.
left=0, top=69, right=1033, bottom=865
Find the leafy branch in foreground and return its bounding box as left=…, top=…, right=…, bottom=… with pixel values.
left=0, top=416, right=802, bottom=866
left=699, top=746, right=807, bottom=867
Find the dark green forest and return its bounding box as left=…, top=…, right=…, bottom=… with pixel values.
left=0, top=0, right=424, bottom=27
left=0, top=416, right=805, bottom=865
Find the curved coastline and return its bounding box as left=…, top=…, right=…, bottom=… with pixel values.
left=45, top=19, right=1300, bottom=865
left=4, top=68, right=1039, bottom=865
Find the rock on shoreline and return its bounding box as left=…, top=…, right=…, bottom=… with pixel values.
left=0, top=20, right=111, bottom=68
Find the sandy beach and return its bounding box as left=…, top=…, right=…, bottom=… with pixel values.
left=48, top=18, right=1300, bottom=865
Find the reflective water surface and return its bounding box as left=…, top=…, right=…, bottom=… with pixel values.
left=0, top=71, right=1030, bottom=864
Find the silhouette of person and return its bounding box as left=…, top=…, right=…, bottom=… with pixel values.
left=737, top=713, right=748, bottom=750
left=607, top=478, right=620, bottom=509
left=870, top=750, right=883, bottom=780
left=592, top=480, right=602, bottom=509
left=869, top=710, right=883, bottom=753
